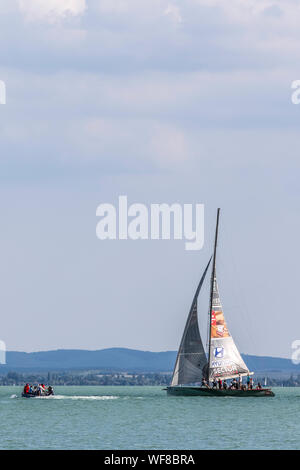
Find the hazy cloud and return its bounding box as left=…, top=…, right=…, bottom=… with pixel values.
left=18, top=0, right=86, bottom=23
left=164, top=4, right=182, bottom=24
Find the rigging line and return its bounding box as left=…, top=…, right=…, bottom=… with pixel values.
left=220, top=218, right=257, bottom=355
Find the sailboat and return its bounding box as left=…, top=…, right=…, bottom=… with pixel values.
left=166, top=209, right=275, bottom=397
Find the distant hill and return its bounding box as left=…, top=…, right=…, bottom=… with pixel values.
left=0, top=348, right=299, bottom=374
left=1, top=348, right=175, bottom=373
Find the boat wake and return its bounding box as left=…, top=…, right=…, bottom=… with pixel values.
left=44, top=395, right=119, bottom=400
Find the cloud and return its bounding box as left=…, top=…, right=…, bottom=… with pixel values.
left=2, top=0, right=300, bottom=175
left=18, top=0, right=86, bottom=23
left=164, top=4, right=182, bottom=24
left=0, top=0, right=293, bottom=77
left=193, top=0, right=297, bottom=26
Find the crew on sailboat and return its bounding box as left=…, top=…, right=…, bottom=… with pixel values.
left=238, top=375, right=242, bottom=389
left=200, top=376, right=261, bottom=391
left=247, top=374, right=250, bottom=388
left=201, top=377, right=209, bottom=388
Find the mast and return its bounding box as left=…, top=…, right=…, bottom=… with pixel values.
left=207, top=208, right=220, bottom=381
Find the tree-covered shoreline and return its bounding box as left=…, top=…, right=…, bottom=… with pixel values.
left=1, top=371, right=300, bottom=387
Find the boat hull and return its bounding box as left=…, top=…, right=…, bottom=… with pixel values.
left=22, top=392, right=54, bottom=398
left=166, top=386, right=275, bottom=397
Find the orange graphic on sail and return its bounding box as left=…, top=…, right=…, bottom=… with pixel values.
left=211, top=310, right=230, bottom=338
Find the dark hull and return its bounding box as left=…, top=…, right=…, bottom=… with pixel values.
left=22, top=392, right=54, bottom=398
left=166, top=386, right=275, bottom=397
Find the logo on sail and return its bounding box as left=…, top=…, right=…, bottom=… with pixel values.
left=213, top=347, right=224, bottom=358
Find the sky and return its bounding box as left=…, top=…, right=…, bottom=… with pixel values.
left=0, top=0, right=299, bottom=358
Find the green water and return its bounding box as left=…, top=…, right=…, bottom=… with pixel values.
left=0, top=386, right=299, bottom=449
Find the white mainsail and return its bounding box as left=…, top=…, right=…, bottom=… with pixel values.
left=208, top=276, right=249, bottom=381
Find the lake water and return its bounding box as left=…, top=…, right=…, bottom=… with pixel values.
left=0, top=386, right=299, bottom=449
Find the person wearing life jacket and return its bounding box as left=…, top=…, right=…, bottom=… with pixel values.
left=24, top=383, right=30, bottom=394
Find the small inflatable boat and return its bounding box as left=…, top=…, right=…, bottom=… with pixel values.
left=22, top=385, right=54, bottom=398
